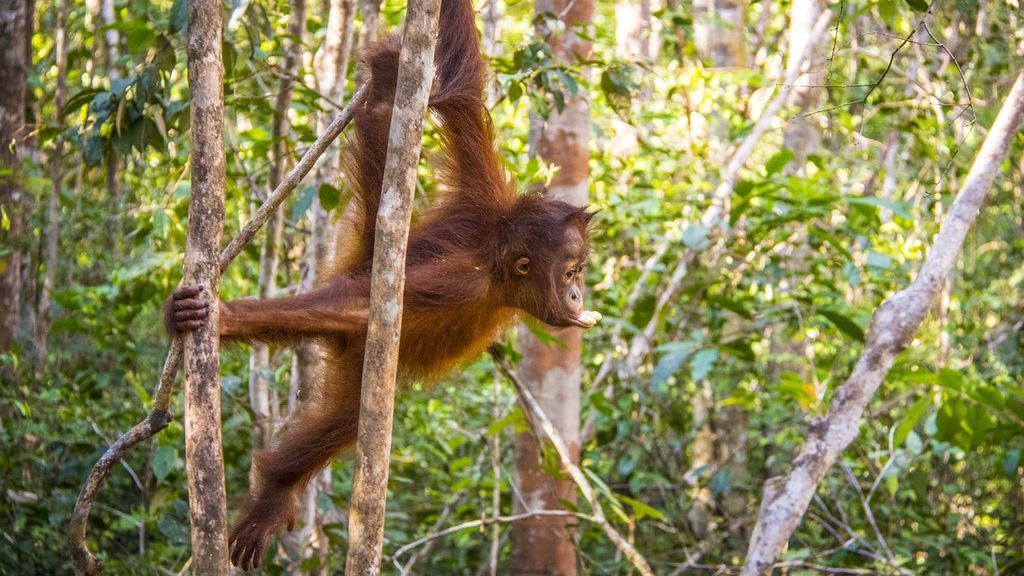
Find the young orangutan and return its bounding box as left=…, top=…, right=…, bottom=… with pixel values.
left=167, top=0, right=599, bottom=568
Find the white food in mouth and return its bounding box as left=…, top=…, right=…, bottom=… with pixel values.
left=577, top=310, right=602, bottom=328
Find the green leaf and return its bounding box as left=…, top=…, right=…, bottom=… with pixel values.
left=618, top=495, right=666, bottom=521
left=690, top=349, right=718, bottom=381
left=318, top=183, right=340, bottom=211
left=153, top=209, right=171, bottom=239
left=819, top=309, right=865, bottom=342
left=765, top=149, right=795, bottom=176
left=508, top=81, right=523, bottom=103
left=651, top=346, right=692, bottom=389
left=895, top=394, right=932, bottom=448
left=937, top=368, right=965, bottom=391
left=170, top=0, right=188, bottom=33
left=152, top=446, right=178, bottom=482
left=64, top=88, right=104, bottom=116
left=842, top=195, right=912, bottom=219
left=878, top=0, right=897, bottom=22
left=1003, top=449, right=1021, bottom=477
left=903, top=0, right=928, bottom=11
left=524, top=319, right=567, bottom=349
left=291, top=185, right=316, bottom=220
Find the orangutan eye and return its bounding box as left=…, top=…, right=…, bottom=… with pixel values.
left=565, top=268, right=575, bottom=280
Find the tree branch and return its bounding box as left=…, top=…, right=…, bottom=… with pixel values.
left=741, top=71, right=1024, bottom=576
left=493, top=352, right=656, bottom=576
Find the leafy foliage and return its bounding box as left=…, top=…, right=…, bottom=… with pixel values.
left=2, top=0, right=1023, bottom=574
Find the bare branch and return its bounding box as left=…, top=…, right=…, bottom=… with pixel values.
left=741, top=71, right=1024, bottom=576
left=493, top=353, right=656, bottom=576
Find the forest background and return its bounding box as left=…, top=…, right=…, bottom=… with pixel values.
left=1, top=0, right=1022, bottom=574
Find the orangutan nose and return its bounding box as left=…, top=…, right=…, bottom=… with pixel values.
left=568, top=285, right=583, bottom=311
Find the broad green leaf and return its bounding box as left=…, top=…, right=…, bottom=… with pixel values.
left=765, top=149, right=795, bottom=176
left=819, top=309, right=865, bottom=342
left=690, top=349, right=718, bottom=381
left=318, top=183, right=341, bottom=211
left=152, top=446, right=178, bottom=482
left=895, top=394, right=932, bottom=448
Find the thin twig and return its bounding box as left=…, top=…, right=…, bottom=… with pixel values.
left=390, top=511, right=583, bottom=569
left=492, top=352, right=656, bottom=576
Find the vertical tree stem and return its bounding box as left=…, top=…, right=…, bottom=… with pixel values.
left=184, top=0, right=229, bottom=571
left=343, top=0, right=440, bottom=573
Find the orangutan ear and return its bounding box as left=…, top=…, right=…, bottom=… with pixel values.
left=514, top=256, right=530, bottom=276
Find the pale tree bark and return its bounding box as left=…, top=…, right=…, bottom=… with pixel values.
left=249, top=0, right=307, bottom=458
left=610, top=0, right=653, bottom=156
left=96, top=0, right=122, bottom=240
left=295, top=0, right=356, bottom=399
left=742, top=71, right=1024, bottom=576
left=184, top=0, right=230, bottom=571
left=34, top=0, right=70, bottom=373
left=357, top=0, right=382, bottom=54
left=689, top=0, right=750, bottom=541
left=510, top=0, right=593, bottom=573
left=763, top=0, right=824, bottom=481
left=343, top=0, right=440, bottom=573
left=781, top=0, right=824, bottom=162
left=615, top=0, right=652, bottom=61
left=283, top=0, right=355, bottom=568
left=482, top=0, right=501, bottom=106
left=0, top=0, right=29, bottom=355
left=693, top=0, right=746, bottom=68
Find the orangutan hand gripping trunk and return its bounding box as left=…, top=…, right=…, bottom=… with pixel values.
left=166, top=0, right=599, bottom=568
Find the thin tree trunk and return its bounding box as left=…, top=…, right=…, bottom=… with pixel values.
left=781, top=0, right=824, bottom=162
left=0, top=0, right=29, bottom=355
left=343, top=0, right=440, bottom=572
left=510, top=0, right=593, bottom=573
left=250, top=0, right=307, bottom=456
left=183, top=0, right=229, bottom=570
left=688, top=0, right=750, bottom=541
left=693, top=0, right=746, bottom=67
left=97, top=0, right=122, bottom=244
left=742, top=71, right=1024, bottom=576
left=284, top=0, right=351, bottom=567
left=482, top=0, right=501, bottom=106
left=292, top=0, right=356, bottom=407
left=357, top=0, right=382, bottom=53
left=34, top=0, right=70, bottom=373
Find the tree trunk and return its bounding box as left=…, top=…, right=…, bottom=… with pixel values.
left=781, top=0, right=824, bottom=162
left=184, top=0, right=230, bottom=570
left=97, top=0, right=123, bottom=245
left=33, top=0, right=69, bottom=373
left=742, top=71, right=1024, bottom=576
left=357, top=0, right=382, bottom=54
left=689, top=0, right=750, bottom=541
left=343, top=0, right=440, bottom=573
left=0, top=0, right=29, bottom=354
left=249, top=0, right=307, bottom=456
left=510, top=0, right=593, bottom=573
left=482, top=0, right=501, bottom=106
left=284, top=0, right=352, bottom=568
left=693, top=0, right=746, bottom=67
